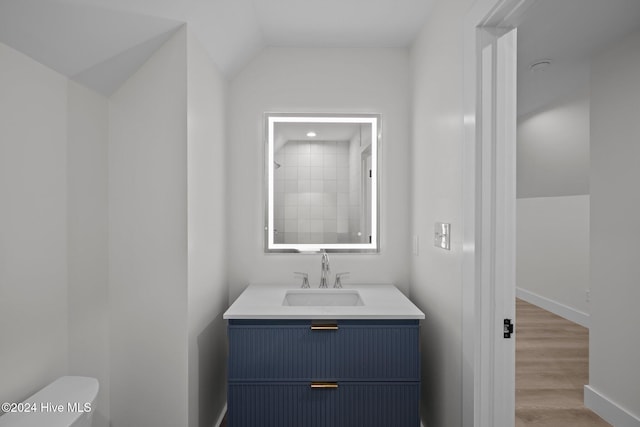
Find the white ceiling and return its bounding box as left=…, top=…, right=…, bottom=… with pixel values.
left=0, top=0, right=435, bottom=95
left=3, top=0, right=640, bottom=105
left=277, top=122, right=360, bottom=143
left=517, top=0, right=640, bottom=116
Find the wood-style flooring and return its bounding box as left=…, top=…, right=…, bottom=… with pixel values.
left=516, top=298, right=610, bottom=427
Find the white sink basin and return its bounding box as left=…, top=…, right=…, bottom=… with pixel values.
left=282, top=289, right=364, bottom=306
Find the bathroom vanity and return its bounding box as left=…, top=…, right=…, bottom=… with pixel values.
left=223, top=284, right=425, bottom=427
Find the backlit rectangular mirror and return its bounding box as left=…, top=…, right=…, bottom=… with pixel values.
left=265, top=113, right=380, bottom=253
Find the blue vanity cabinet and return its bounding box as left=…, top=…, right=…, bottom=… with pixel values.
left=227, top=319, right=420, bottom=427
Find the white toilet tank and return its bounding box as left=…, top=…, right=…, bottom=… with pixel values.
left=0, top=376, right=99, bottom=427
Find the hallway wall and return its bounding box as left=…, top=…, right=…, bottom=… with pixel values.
left=516, top=90, right=591, bottom=321
left=516, top=195, right=590, bottom=325
left=588, top=27, right=640, bottom=425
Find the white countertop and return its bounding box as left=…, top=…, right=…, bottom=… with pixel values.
left=223, top=283, right=425, bottom=320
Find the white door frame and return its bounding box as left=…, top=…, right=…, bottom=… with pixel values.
left=462, top=0, right=537, bottom=426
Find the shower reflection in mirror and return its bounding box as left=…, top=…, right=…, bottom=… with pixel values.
left=265, top=114, right=379, bottom=253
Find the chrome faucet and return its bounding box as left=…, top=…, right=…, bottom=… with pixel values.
left=319, top=251, right=330, bottom=288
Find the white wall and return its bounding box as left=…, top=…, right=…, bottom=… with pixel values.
left=516, top=196, right=590, bottom=323
left=108, top=28, right=189, bottom=427
left=409, top=0, right=473, bottom=425
left=2, top=25, right=228, bottom=427
left=0, top=42, right=69, bottom=408
left=516, top=89, right=591, bottom=321
left=227, top=47, right=411, bottom=300
left=67, top=81, right=110, bottom=427
left=517, top=91, right=590, bottom=198
left=186, top=31, right=228, bottom=427
left=588, top=28, right=640, bottom=424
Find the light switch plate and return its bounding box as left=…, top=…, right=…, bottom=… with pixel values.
left=434, top=222, right=451, bottom=250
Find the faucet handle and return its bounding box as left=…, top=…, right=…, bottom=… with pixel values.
left=333, top=272, right=350, bottom=288
left=294, top=272, right=310, bottom=288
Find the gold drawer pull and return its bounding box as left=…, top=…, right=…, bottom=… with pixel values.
left=310, top=382, right=339, bottom=389
left=310, top=324, right=338, bottom=331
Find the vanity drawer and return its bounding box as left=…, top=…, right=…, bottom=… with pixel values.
left=227, top=381, right=420, bottom=427
left=228, top=320, right=419, bottom=381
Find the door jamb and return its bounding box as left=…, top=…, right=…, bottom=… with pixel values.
left=462, top=0, right=537, bottom=426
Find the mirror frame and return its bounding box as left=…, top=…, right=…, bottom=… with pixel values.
left=264, top=112, right=380, bottom=253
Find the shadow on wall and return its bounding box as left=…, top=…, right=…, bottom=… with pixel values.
left=419, top=317, right=442, bottom=427
left=198, top=314, right=228, bottom=427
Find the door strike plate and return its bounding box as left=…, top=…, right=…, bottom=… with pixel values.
left=503, top=319, right=514, bottom=338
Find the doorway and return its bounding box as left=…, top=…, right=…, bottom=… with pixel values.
left=464, top=0, right=640, bottom=426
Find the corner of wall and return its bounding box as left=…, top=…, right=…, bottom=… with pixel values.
left=67, top=80, right=110, bottom=427
left=108, top=24, right=189, bottom=427
left=186, top=27, right=229, bottom=427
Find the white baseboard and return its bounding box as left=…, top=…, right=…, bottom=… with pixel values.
left=516, top=287, right=590, bottom=328
left=585, top=385, right=640, bottom=427
left=213, top=403, right=227, bottom=427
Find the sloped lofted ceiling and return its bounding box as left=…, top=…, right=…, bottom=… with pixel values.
left=0, top=0, right=435, bottom=95
left=515, top=0, right=640, bottom=116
